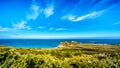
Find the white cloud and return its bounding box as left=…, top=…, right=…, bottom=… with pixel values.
left=12, top=3, right=40, bottom=31
left=73, top=11, right=100, bottom=22
left=44, top=5, right=54, bottom=18
left=1, top=1, right=55, bottom=32
left=27, top=4, right=40, bottom=20
left=27, top=2, right=54, bottom=19
left=13, top=21, right=31, bottom=30
left=38, top=26, right=45, bottom=29
left=0, top=21, right=32, bottom=32
left=49, top=28, right=66, bottom=31
left=13, top=21, right=26, bottom=29
left=1, top=1, right=41, bottom=32
left=55, top=28, right=66, bottom=31
left=62, top=14, right=75, bottom=20
left=0, top=26, right=10, bottom=31
left=62, top=10, right=104, bottom=22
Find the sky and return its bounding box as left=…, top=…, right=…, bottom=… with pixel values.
left=0, top=0, right=120, bottom=39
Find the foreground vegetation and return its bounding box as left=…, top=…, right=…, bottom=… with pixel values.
left=0, top=41, right=120, bottom=68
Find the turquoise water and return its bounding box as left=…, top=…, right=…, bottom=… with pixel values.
left=0, top=39, right=120, bottom=48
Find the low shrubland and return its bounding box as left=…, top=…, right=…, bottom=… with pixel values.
left=0, top=41, right=120, bottom=68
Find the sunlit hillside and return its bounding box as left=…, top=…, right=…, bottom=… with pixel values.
left=0, top=41, right=120, bottom=68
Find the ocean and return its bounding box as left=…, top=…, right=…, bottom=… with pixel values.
left=0, top=39, right=120, bottom=48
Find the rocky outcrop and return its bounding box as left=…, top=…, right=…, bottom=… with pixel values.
left=57, top=41, right=79, bottom=48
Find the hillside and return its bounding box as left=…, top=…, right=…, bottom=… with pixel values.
left=0, top=41, right=120, bottom=68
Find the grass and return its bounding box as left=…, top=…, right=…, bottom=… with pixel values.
left=0, top=41, right=120, bottom=68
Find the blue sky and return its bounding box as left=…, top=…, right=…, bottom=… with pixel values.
left=0, top=0, right=120, bottom=39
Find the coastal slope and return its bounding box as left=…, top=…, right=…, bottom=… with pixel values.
left=0, top=41, right=120, bottom=68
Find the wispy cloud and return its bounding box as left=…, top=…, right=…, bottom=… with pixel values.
left=0, top=26, right=10, bottom=31
left=11, top=2, right=54, bottom=32
left=38, top=26, right=45, bottom=29
left=48, top=28, right=66, bottom=31
left=62, top=10, right=104, bottom=22
left=27, top=4, right=40, bottom=20
left=0, top=34, right=10, bottom=38
left=49, top=28, right=54, bottom=31
left=12, top=21, right=31, bottom=30
left=112, top=22, right=120, bottom=25
left=73, top=11, right=98, bottom=22
left=62, top=14, right=75, bottom=20
left=11, top=2, right=40, bottom=31
left=44, top=4, right=54, bottom=18
left=1, top=1, right=54, bottom=32
left=55, top=28, right=66, bottom=31
left=13, top=21, right=26, bottom=29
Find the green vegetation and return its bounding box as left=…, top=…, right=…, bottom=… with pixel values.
left=0, top=42, right=120, bottom=68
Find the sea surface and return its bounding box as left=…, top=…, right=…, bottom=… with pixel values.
left=0, top=39, right=120, bottom=48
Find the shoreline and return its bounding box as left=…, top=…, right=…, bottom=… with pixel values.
left=0, top=41, right=120, bottom=49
